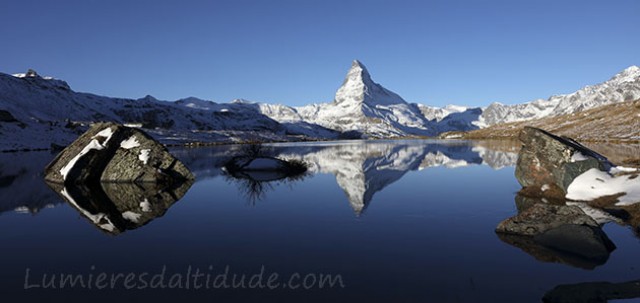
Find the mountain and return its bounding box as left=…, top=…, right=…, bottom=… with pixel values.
left=1, top=61, right=638, bottom=151
left=474, top=66, right=640, bottom=127
left=258, top=60, right=435, bottom=138
left=258, top=61, right=640, bottom=138
left=0, top=71, right=333, bottom=151
left=457, top=99, right=640, bottom=144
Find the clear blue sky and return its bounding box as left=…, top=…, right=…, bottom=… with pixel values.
left=1, top=0, right=638, bottom=107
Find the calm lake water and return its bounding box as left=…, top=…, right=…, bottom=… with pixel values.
left=1, top=139, right=638, bottom=302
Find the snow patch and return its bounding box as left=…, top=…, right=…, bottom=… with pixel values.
left=140, top=199, right=151, bottom=212
left=541, top=184, right=550, bottom=192
left=14, top=206, right=30, bottom=214
left=93, top=127, right=114, bottom=145
left=610, top=166, right=639, bottom=174
left=120, top=135, right=140, bottom=149
left=138, top=149, right=151, bottom=165
left=59, top=139, right=105, bottom=180
left=571, top=152, right=589, bottom=162
left=566, top=168, right=640, bottom=205
left=122, top=211, right=142, bottom=223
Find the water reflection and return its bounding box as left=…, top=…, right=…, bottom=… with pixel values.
left=1, top=139, right=639, bottom=301
left=46, top=181, right=192, bottom=235
left=543, top=279, right=640, bottom=302
left=209, top=140, right=520, bottom=214
left=0, top=151, right=63, bottom=214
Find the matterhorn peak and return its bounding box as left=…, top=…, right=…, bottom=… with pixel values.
left=345, top=59, right=373, bottom=85
left=334, top=60, right=406, bottom=107
left=350, top=59, right=369, bottom=74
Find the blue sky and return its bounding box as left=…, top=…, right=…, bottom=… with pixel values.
left=1, top=0, right=638, bottom=107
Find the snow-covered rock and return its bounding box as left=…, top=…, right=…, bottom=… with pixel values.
left=566, top=168, right=640, bottom=206
left=515, top=126, right=614, bottom=198
left=44, top=122, right=194, bottom=184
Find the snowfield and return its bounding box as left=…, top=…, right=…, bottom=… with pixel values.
left=566, top=167, right=640, bottom=206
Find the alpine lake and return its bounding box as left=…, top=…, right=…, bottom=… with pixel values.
left=1, top=139, right=639, bottom=302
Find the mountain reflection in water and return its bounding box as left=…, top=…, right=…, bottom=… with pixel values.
left=177, top=140, right=520, bottom=215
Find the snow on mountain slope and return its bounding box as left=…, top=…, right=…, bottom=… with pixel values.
left=0, top=71, right=298, bottom=151
left=477, top=66, right=640, bottom=126
left=419, top=104, right=468, bottom=122
left=174, top=98, right=340, bottom=139
left=259, top=60, right=435, bottom=138
left=261, top=61, right=640, bottom=137
left=2, top=62, right=638, bottom=151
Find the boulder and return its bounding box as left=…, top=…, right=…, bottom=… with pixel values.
left=496, top=203, right=599, bottom=236
left=44, top=122, right=194, bottom=184
left=224, top=156, right=308, bottom=182
left=515, top=127, right=613, bottom=198
left=496, top=203, right=615, bottom=266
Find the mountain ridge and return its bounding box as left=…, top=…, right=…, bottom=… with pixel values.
left=1, top=61, right=638, bottom=151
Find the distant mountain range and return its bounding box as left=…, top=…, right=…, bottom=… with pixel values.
left=0, top=62, right=638, bottom=151
left=458, top=99, right=640, bottom=143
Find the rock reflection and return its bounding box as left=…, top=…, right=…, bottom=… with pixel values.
left=543, top=279, right=640, bottom=303
left=46, top=181, right=192, bottom=235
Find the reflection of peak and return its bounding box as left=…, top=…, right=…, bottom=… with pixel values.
left=0, top=152, right=64, bottom=216
left=471, top=143, right=519, bottom=169
left=289, top=142, right=428, bottom=215
left=272, top=141, right=520, bottom=215
left=420, top=152, right=469, bottom=169
left=178, top=141, right=523, bottom=216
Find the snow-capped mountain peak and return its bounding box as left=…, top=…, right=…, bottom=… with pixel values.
left=610, top=65, right=640, bottom=84
left=334, top=60, right=406, bottom=107
left=11, top=69, right=71, bottom=91
left=477, top=65, right=640, bottom=126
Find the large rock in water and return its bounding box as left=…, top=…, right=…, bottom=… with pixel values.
left=496, top=203, right=615, bottom=266
left=44, top=122, right=193, bottom=184
left=515, top=126, right=613, bottom=198
left=496, top=203, right=598, bottom=236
